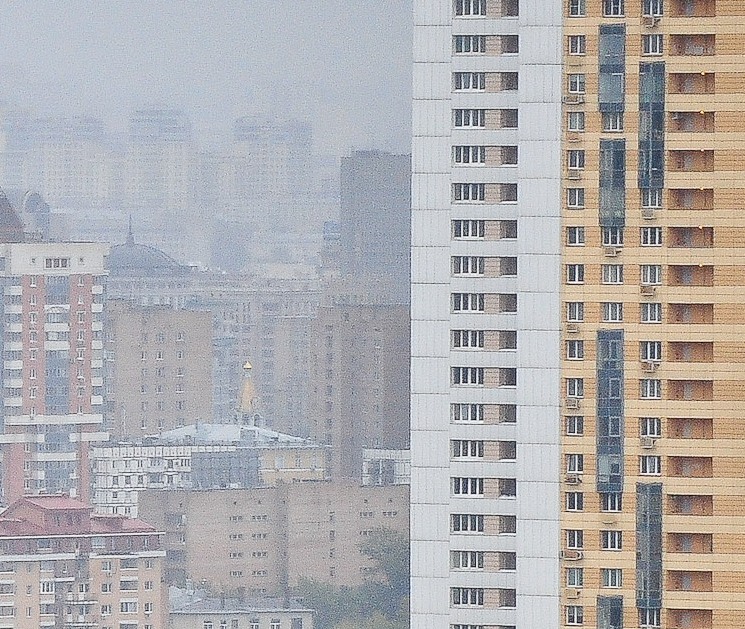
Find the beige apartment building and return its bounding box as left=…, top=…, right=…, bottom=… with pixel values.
left=561, top=1, right=745, bottom=628
left=105, top=299, right=213, bottom=436
left=138, top=481, right=408, bottom=598
left=0, top=495, right=166, bottom=629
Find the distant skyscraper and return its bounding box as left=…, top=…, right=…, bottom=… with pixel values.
left=339, top=150, right=410, bottom=303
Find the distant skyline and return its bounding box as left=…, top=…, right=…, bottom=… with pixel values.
left=0, top=1, right=412, bottom=155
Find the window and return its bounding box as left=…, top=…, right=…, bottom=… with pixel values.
left=452, top=256, right=484, bottom=275
left=567, top=264, right=584, bottom=284
left=640, top=608, right=661, bottom=628
left=454, top=35, right=486, bottom=54
left=567, top=454, right=584, bottom=473
left=452, top=440, right=485, bottom=458
left=568, top=150, right=585, bottom=170
left=602, top=264, right=623, bottom=284
left=453, top=146, right=486, bottom=165
left=601, top=530, right=623, bottom=550
left=567, top=567, right=584, bottom=587
left=602, top=112, right=624, bottom=132
left=643, top=0, right=663, bottom=17
left=641, top=188, right=662, bottom=208
left=568, top=35, right=586, bottom=55
left=567, top=529, right=584, bottom=549
left=101, top=582, right=112, bottom=593
left=640, top=455, right=662, bottom=475
left=641, top=303, right=662, bottom=323
left=567, top=340, right=584, bottom=360
left=204, top=623, right=214, bottom=629
left=601, top=493, right=622, bottom=512
left=567, top=187, right=585, bottom=208
left=641, top=227, right=662, bottom=246
left=602, top=302, right=624, bottom=323
left=566, top=415, right=584, bottom=436
left=452, top=293, right=485, bottom=312
left=601, top=227, right=624, bottom=246
left=602, top=568, right=623, bottom=588
left=567, top=378, right=584, bottom=398
left=120, top=601, right=138, bottom=613
left=451, top=404, right=484, bottom=422
left=567, top=227, right=585, bottom=246
left=452, top=330, right=484, bottom=349
left=452, top=587, right=484, bottom=606
left=568, top=111, right=585, bottom=132
left=641, top=379, right=662, bottom=399
left=566, top=492, right=584, bottom=511
left=641, top=416, right=662, bottom=437
left=567, top=605, right=584, bottom=625
left=603, top=0, right=624, bottom=16
left=452, top=477, right=484, bottom=496
left=454, top=109, right=486, bottom=128
left=454, top=72, right=485, bottom=91
left=641, top=340, right=662, bottom=361
left=568, top=73, right=586, bottom=94
left=451, top=514, right=484, bottom=532
left=641, top=264, right=662, bottom=285
left=451, top=367, right=484, bottom=385
left=568, top=0, right=586, bottom=16
left=452, top=219, right=485, bottom=239
left=454, top=0, right=486, bottom=16
left=643, top=34, right=663, bottom=55
left=451, top=550, right=484, bottom=570
left=567, top=302, right=584, bottom=322
left=453, top=183, right=485, bottom=202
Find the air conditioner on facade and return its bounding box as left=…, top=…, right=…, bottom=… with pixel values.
left=641, top=436, right=656, bottom=449
left=566, top=323, right=580, bottom=334
left=604, top=246, right=620, bottom=257
left=643, top=15, right=660, bottom=27
left=642, top=208, right=657, bottom=220
left=560, top=549, right=584, bottom=561
left=565, top=474, right=582, bottom=485
left=640, top=284, right=657, bottom=296
left=567, top=168, right=582, bottom=180
left=642, top=360, right=659, bottom=372
left=565, top=398, right=581, bottom=409
left=565, top=588, right=581, bottom=599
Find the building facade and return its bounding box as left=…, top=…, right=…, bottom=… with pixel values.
left=411, top=1, right=562, bottom=628
left=559, top=2, right=745, bottom=629
left=104, top=299, right=214, bottom=436
left=169, top=596, right=313, bottom=629
left=0, top=495, right=166, bottom=629
left=138, top=482, right=408, bottom=597
left=0, top=238, right=109, bottom=503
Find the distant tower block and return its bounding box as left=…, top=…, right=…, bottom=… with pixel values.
left=237, top=362, right=263, bottom=426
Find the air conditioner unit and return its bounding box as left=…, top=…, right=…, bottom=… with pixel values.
left=640, top=284, right=657, bottom=296
left=641, top=436, right=656, bottom=449
left=567, top=168, right=582, bottom=180
left=565, top=587, right=581, bottom=599
left=566, top=323, right=580, bottom=334
left=643, top=15, right=660, bottom=27
left=567, top=132, right=582, bottom=143
left=565, top=397, right=581, bottom=409
left=560, top=549, right=584, bottom=561
left=563, top=94, right=585, bottom=105
left=642, top=208, right=656, bottom=220
left=565, top=474, right=582, bottom=485
left=601, top=516, right=618, bottom=525
left=642, top=360, right=659, bottom=372
left=604, top=246, right=620, bottom=257
left=671, top=112, right=681, bottom=121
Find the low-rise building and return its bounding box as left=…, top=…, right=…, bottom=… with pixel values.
left=0, top=495, right=166, bottom=628
left=138, top=481, right=409, bottom=596
left=92, top=424, right=328, bottom=517
left=168, top=591, right=313, bottom=629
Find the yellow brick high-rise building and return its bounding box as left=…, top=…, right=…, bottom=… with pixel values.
left=561, top=1, right=745, bottom=628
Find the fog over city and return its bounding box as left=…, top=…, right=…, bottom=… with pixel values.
left=0, top=1, right=412, bottom=154
left=0, top=4, right=413, bottom=629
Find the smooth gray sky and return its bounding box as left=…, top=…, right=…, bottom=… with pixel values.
left=0, top=1, right=412, bottom=154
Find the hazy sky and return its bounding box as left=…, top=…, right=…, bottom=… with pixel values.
left=0, top=1, right=412, bottom=155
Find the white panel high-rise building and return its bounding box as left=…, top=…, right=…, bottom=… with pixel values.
left=411, top=1, right=562, bottom=628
